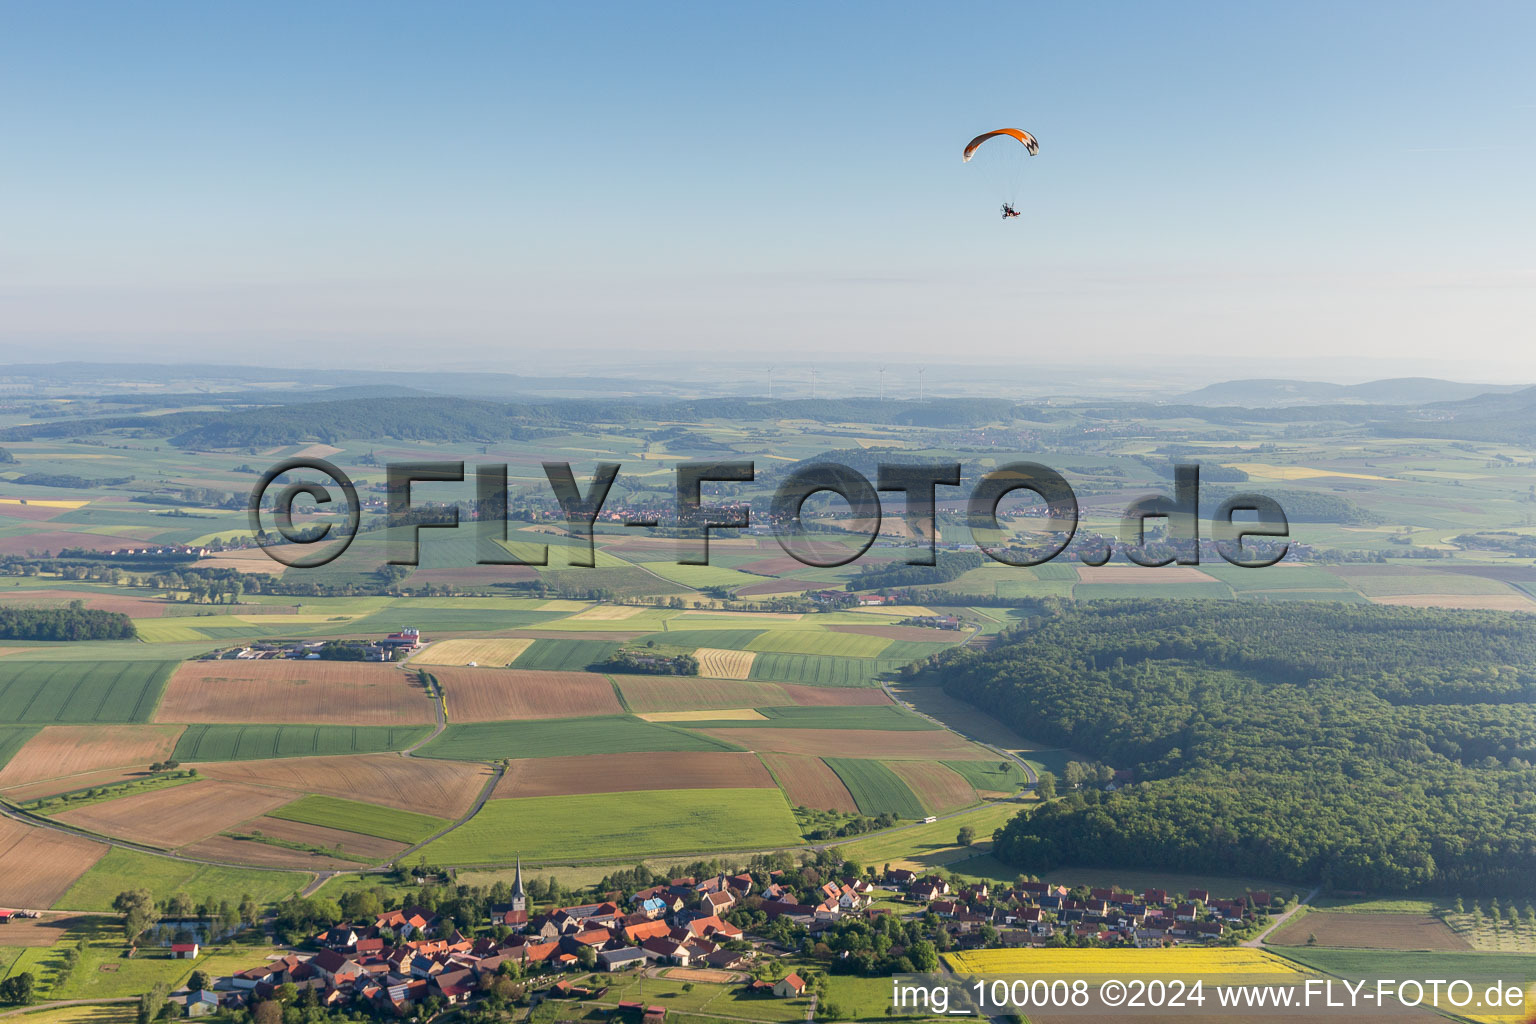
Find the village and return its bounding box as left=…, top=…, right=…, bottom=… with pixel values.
left=154, top=859, right=1283, bottom=1022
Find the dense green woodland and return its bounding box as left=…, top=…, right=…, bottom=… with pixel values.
left=0, top=602, right=136, bottom=640
left=914, top=601, right=1536, bottom=893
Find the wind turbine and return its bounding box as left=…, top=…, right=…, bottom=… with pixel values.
left=768, top=366, right=775, bottom=400
left=878, top=367, right=887, bottom=402
left=810, top=366, right=817, bottom=400
left=917, top=367, right=926, bottom=402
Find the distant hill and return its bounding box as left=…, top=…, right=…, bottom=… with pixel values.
left=1375, top=384, right=1536, bottom=444
left=1179, top=377, right=1526, bottom=407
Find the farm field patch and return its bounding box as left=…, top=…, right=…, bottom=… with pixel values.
left=939, top=760, right=1028, bottom=794
left=611, top=675, right=794, bottom=712
left=419, top=715, right=741, bottom=761
left=267, top=793, right=451, bottom=843
left=1268, top=910, right=1471, bottom=950
left=56, top=847, right=309, bottom=911
left=493, top=750, right=777, bottom=798
left=1075, top=566, right=1219, bottom=584
left=428, top=666, right=624, bottom=721
left=156, top=661, right=434, bottom=725
left=177, top=835, right=366, bottom=870
left=699, top=705, right=932, bottom=730
left=50, top=779, right=291, bottom=848
left=748, top=653, right=897, bottom=685
left=696, top=727, right=990, bottom=759
left=834, top=802, right=1018, bottom=870
left=825, top=758, right=926, bottom=818
left=0, top=660, right=175, bottom=724
left=0, top=816, right=107, bottom=908
left=194, top=753, right=489, bottom=817
left=0, top=725, right=182, bottom=787
left=693, top=647, right=756, bottom=679
left=1373, top=593, right=1536, bottom=611
left=1075, top=582, right=1235, bottom=600
left=232, top=816, right=408, bottom=862
left=508, top=638, right=621, bottom=671
left=760, top=753, right=857, bottom=813
left=945, top=946, right=1304, bottom=977
left=408, top=637, right=534, bottom=666
left=886, top=761, right=978, bottom=813
left=419, top=787, right=801, bottom=863
left=745, top=629, right=892, bottom=658
left=637, top=708, right=766, bottom=722
left=172, top=724, right=430, bottom=762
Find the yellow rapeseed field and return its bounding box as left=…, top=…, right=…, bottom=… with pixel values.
left=695, top=647, right=756, bottom=679
left=944, top=948, right=1304, bottom=978
left=411, top=638, right=535, bottom=666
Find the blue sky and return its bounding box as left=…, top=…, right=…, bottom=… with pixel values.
left=2, top=2, right=1532, bottom=379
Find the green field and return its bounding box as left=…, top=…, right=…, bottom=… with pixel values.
left=417, top=715, right=741, bottom=760
left=834, top=802, right=1020, bottom=868
left=637, top=561, right=770, bottom=591
left=749, top=653, right=895, bottom=685
left=640, top=628, right=766, bottom=650
left=825, top=758, right=926, bottom=818
left=419, top=787, right=801, bottom=863
left=56, top=847, right=310, bottom=911
left=745, top=629, right=892, bottom=658
left=940, top=760, right=1029, bottom=791
left=347, top=608, right=568, bottom=633
left=879, top=639, right=961, bottom=663
left=1029, top=563, right=1081, bottom=581
left=1200, top=563, right=1355, bottom=591
left=1271, top=946, right=1536, bottom=985
left=700, top=705, right=935, bottom=730
left=268, top=794, right=451, bottom=843
left=171, top=724, right=431, bottom=761
left=0, top=661, right=176, bottom=723
left=509, top=638, right=622, bottom=671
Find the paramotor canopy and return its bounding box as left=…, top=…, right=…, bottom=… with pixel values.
left=962, top=128, right=1039, bottom=161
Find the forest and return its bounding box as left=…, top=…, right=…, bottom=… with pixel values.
left=0, top=601, right=137, bottom=640
left=914, top=600, right=1536, bottom=893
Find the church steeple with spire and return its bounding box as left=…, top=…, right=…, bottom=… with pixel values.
left=511, top=854, right=526, bottom=913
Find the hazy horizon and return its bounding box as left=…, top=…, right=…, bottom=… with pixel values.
left=3, top=2, right=1533, bottom=377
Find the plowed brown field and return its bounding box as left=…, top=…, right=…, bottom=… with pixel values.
left=0, top=817, right=107, bottom=908
left=761, top=753, right=857, bottom=813
left=235, top=816, right=409, bottom=862
left=494, top=751, right=775, bottom=798
left=194, top=753, right=489, bottom=817
left=888, top=761, right=977, bottom=813
left=697, top=727, right=990, bottom=759
left=0, top=725, right=184, bottom=787
left=613, top=676, right=794, bottom=712
left=156, top=662, right=434, bottom=725
left=430, top=667, right=623, bottom=721
left=51, top=780, right=291, bottom=848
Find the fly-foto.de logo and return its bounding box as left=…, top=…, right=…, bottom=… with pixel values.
left=250, top=459, right=1290, bottom=570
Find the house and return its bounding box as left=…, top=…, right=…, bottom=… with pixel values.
left=1186, top=889, right=1209, bottom=903
left=686, top=916, right=742, bottom=942
left=433, top=969, right=476, bottom=1004
left=171, top=943, right=200, bottom=959
left=702, top=890, right=735, bottom=916
left=598, top=947, right=655, bottom=971
left=773, top=974, right=807, bottom=998
left=886, top=868, right=918, bottom=887
left=182, top=992, right=219, bottom=1017
left=625, top=919, right=672, bottom=944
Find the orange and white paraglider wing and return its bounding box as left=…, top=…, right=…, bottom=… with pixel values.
left=963, top=128, right=1039, bottom=161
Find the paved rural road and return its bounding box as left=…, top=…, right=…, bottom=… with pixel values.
left=399, top=670, right=448, bottom=754
left=395, top=762, right=506, bottom=862
left=1245, top=886, right=1321, bottom=947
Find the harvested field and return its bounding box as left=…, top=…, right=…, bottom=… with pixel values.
left=562, top=605, right=644, bottom=621
left=699, top=727, right=991, bottom=759
left=493, top=750, right=777, bottom=798
left=194, top=753, right=490, bottom=817
left=1268, top=911, right=1470, bottom=950
left=192, top=549, right=287, bottom=575
left=410, top=638, right=535, bottom=666
left=735, top=556, right=812, bottom=576
left=694, top=648, right=755, bottom=679
left=1, top=767, right=169, bottom=802
left=0, top=532, right=123, bottom=555
left=1075, top=566, right=1217, bottom=583
left=760, top=753, right=857, bottom=813
left=429, top=667, right=624, bottom=721
left=639, top=709, right=766, bottom=722
left=829, top=623, right=963, bottom=642
left=0, top=816, right=108, bottom=908
left=613, top=676, right=794, bottom=712
left=177, top=835, right=360, bottom=870
left=887, top=761, right=977, bottom=813
left=156, top=661, right=435, bottom=725
left=0, top=725, right=183, bottom=788
left=1372, top=593, right=1536, bottom=611
left=776, top=683, right=892, bottom=707
left=235, top=816, right=408, bottom=862
left=0, top=912, right=79, bottom=946
left=0, top=589, right=173, bottom=618
left=52, top=779, right=292, bottom=848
